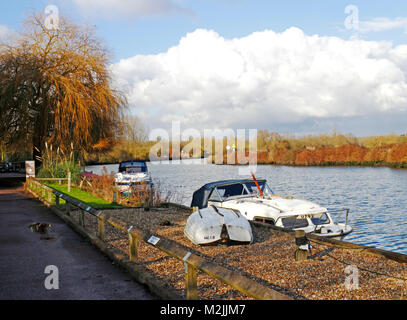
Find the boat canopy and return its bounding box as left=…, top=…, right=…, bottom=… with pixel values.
left=191, top=179, right=269, bottom=209
left=118, top=160, right=148, bottom=173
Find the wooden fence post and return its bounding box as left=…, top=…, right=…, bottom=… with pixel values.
left=67, top=171, right=71, bottom=193
left=66, top=202, right=71, bottom=216
left=48, top=189, right=52, bottom=203
left=129, top=229, right=139, bottom=262
left=79, top=209, right=84, bottom=227
left=97, top=214, right=105, bottom=241
left=55, top=194, right=60, bottom=207
left=185, top=262, right=198, bottom=300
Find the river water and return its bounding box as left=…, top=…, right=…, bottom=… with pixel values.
left=86, top=161, right=407, bottom=254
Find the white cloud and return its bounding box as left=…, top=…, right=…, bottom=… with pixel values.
left=70, top=0, right=192, bottom=19
left=111, top=27, right=407, bottom=131
left=359, top=17, right=407, bottom=34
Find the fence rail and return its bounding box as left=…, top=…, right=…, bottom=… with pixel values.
left=35, top=171, right=71, bottom=192
left=26, top=179, right=292, bottom=300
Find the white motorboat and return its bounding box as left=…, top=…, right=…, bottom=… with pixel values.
left=184, top=205, right=253, bottom=245
left=114, top=160, right=152, bottom=193
left=191, top=179, right=352, bottom=237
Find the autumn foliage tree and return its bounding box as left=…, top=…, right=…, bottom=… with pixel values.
left=0, top=13, right=126, bottom=165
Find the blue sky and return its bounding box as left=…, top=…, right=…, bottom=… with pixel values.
left=2, top=1, right=407, bottom=136
left=2, top=0, right=407, bottom=60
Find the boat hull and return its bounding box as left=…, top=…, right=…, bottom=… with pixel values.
left=184, top=206, right=253, bottom=245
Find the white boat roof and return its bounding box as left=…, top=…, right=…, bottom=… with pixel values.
left=266, top=197, right=326, bottom=213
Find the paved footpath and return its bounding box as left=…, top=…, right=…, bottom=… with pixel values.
left=0, top=178, right=155, bottom=300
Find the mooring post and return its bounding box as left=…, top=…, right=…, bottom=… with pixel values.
left=294, top=230, right=310, bottom=262
left=185, top=262, right=198, bottom=300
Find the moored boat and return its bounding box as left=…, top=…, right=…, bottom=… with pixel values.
left=191, top=178, right=352, bottom=237
left=114, top=160, right=152, bottom=193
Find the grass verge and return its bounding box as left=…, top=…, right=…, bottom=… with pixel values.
left=46, top=184, right=126, bottom=209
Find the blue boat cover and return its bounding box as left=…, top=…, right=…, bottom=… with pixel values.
left=190, top=179, right=267, bottom=209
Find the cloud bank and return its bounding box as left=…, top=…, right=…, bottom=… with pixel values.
left=111, top=27, right=407, bottom=133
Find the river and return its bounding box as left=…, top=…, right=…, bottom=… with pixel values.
left=86, top=161, right=407, bottom=254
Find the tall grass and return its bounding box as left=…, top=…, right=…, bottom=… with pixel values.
left=36, top=142, right=82, bottom=183
left=80, top=167, right=173, bottom=207
left=80, top=167, right=116, bottom=202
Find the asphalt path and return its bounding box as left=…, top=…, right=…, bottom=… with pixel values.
left=0, top=177, right=155, bottom=300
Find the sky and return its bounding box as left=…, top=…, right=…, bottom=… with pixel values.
left=1, top=0, right=407, bottom=137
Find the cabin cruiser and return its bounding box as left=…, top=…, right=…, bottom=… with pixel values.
left=191, top=179, right=352, bottom=237
left=114, top=160, right=152, bottom=193
left=184, top=205, right=253, bottom=245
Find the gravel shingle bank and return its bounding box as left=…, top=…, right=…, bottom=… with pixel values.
left=70, top=206, right=407, bottom=300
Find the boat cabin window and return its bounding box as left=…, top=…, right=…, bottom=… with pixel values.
left=281, top=216, right=309, bottom=229
left=208, top=189, right=222, bottom=202
left=310, top=213, right=330, bottom=225
left=125, top=166, right=146, bottom=174
left=216, top=184, right=246, bottom=199
left=255, top=218, right=275, bottom=226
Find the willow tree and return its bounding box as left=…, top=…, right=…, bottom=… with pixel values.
left=0, top=13, right=126, bottom=165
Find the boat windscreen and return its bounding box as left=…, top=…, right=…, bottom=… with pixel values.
left=244, top=181, right=273, bottom=197
left=310, top=213, right=330, bottom=225
left=119, top=161, right=147, bottom=173
left=125, top=166, right=146, bottom=173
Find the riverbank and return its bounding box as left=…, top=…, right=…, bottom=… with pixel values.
left=255, top=160, right=407, bottom=169
left=208, top=143, right=407, bottom=169
left=69, top=206, right=407, bottom=300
